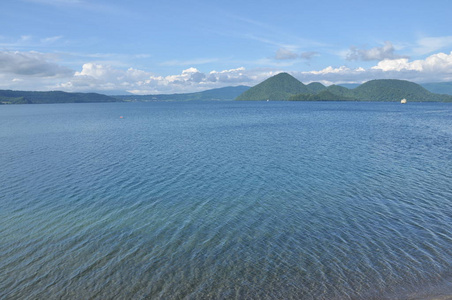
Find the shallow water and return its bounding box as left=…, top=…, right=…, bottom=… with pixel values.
left=1, top=101, right=451, bottom=299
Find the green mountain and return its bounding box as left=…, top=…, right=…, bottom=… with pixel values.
left=338, top=83, right=360, bottom=89
left=115, top=85, right=250, bottom=101
left=307, top=82, right=327, bottom=94
left=235, top=73, right=310, bottom=100
left=289, top=89, right=355, bottom=101
left=325, top=85, right=355, bottom=99
left=0, top=90, right=119, bottom=104
left=421, top=82, right=452, bottom=95
left=238, top=73, right=452, bottom=102
left=338, top=82, right=452, bottom=95
left=351, top=79, right=452, bottom=102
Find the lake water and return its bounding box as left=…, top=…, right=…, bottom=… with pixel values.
left=1, top=101, right=451, bottom=299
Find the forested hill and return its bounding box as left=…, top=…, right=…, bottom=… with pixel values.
left=0, top=90, right=119, bottom=104
left=236, top=73, right=452, bottom=102
left=235, top=73, right=310, bottom=100
left=351, top=79, right=451, bottom=102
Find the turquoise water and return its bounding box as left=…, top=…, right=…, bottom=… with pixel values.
left=1, top=101, right=451, bottom=299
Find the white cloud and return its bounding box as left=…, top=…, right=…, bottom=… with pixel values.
left=372, top=51, right=452, bottom=73
left=346, top=41, right=406, bottom=61
left=59, top=63, right=153, bottom=92
left=414, top=36, right=452, bottom=55
left=371, top=58, right=421, bottom=72
left=57, top=64, right=261, bottom=94
left=3, top=49, right=452, bottom=94
left=294, top=51, right=452, bottom=84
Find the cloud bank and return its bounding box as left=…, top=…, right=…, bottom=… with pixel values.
left=58, top=64, right=270, bottom=94
left=294, top=51, right=452, bottom=85
left=1, top=50, right=452, bottom=93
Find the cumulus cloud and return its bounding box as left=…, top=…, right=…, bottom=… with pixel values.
left=0, top=51, right=73, bottom=77
left=346, top=41, right=406, bottom=61
left=57, top=65, right=262, bottom=94
left=294, top=51, right=452, bottom=84
left=372, top=52, right=452, bottom=73
left=4, top=50, right=452, bottom=94
left=58, top=63, right=153, bottom=92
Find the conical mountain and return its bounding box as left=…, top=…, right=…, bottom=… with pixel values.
left=236, top=72, right=310, bottom=100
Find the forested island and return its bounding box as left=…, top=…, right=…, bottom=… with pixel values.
left=235, top=73, right=452, bottom=102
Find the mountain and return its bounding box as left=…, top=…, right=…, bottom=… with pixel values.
left=115, top=86, right=250, bottom=102
left=325, top=85, right=355, bottom=99
left=421, top=82, right=452, bottom=95
left=0, top=90, right=119, bottom=104
left=289, top=89, right=355, bottom=101
left=338, top=83, right=360, bottom=89
left=351, top=79, right=452, bottom=102
left=307, top=82, right=327, bottom=94
left=237, top=73, right=452, bottom=102
left=235, top=73, right=310, bottom=100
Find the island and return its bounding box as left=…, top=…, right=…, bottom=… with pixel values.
left=235, top=73, right=452, bottom=102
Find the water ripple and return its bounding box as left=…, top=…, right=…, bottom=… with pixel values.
left=1, top=102, right=451, bottom=299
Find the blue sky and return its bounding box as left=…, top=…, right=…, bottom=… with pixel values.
left=1, top=0, right=452, bottom=94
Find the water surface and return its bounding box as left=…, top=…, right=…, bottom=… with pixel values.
left=1, top=101, right=451, bottom=299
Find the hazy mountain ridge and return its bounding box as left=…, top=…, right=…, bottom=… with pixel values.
left=115, top=86, right=250, bottom=102
left=0, top=86, right=250, bottom=105
left=421, top=82, right=452, bottom=95
left=0, top=90, right=119, bottom=104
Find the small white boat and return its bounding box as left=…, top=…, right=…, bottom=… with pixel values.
left=401, top=98, right=407, bottom=104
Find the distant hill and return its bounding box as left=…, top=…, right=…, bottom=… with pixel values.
left=290, top=89, right=355, bottom=101
left=116, top=86, right=250, bottom=102
left=0, top=90, right=119, bottom=104
left=236, top=73, right=452, bottom=102
left=292, top=79, right=452, bottom=102
left=421, top=82, right=452, bottom=95
left=307, top=82, right=327, bottom=94
left=351, top=79, right=449, bottom=102
left=235, top=73, right=310, bottom=100
left=338, top=83, right=360, bottom=89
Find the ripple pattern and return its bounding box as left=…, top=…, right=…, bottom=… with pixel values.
left=1, top=101, right=451, bottom=299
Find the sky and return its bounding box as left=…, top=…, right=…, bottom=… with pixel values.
left=1, top=0, right=452, bottom=94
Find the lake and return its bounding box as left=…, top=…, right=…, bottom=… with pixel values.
left=1, top=101, right=451, bottom=299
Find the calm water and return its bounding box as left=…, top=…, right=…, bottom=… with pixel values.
left=1, top=101, right=451, bottom=299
